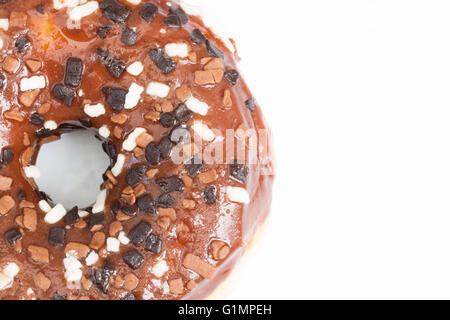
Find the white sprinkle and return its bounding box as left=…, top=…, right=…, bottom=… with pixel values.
left=164, top=43, right=189, bottom=58
left=44, top=120, right=58, bottom=130
left=63, top=255, right=83, bottom=282
left=151, top=260, right=169, bottom=278
left=78, top=89, right=84, bottom=97
left=123, top=127, right=146, bottom=151
left=111, top=154, right=126, bottom=176
left=68, top=1, right=99, bottom=21
left=146, top=82, right=170, bottom=98
left=84, top=103, right=105, bottom=118
left=192, top=121, right=215, bottom=142
left=99, top=125, right=110, bottom=138
left=2, top=263, right=19, bottom=279
left=126, top=61, right=144, bottom=76
left=118, top=231, right=130, bottom=245
left=160, top=28, right=167, bottom=34
left=53, top=0, right=80, bottom=10
left=85, top=251, right=99, bottom=266
left=77, top=210, right=90, bottom=218
left=124, top=83, right=144, bottom=109
left=180, top=0, right=202, bottom=16
left=44, top=204, right=67, bottom=224
left=125, top=0, right=141, bottom=5
left=0, top=274, right=12, bottom=290
left=39, top=200, right=52, bottom=213
left=0, top=38, right=3, bottom=50
left=0, top=18, right=9, bottom=31
left=24, top=166, right=41, bottom=179
left=226, top=186, right=250, bottom=204
left=92, top=189, right=107, bottom=214
left=106, top=237, right=120, bottom=252
left=20, top=76, right=46, bottom=92
left=185, top=96, right=209, bottom=116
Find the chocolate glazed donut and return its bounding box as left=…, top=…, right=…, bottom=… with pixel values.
left=0, top=0, right=274, bottom=300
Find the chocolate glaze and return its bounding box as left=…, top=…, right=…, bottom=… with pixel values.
left=0, top=0, right=274, bottom=300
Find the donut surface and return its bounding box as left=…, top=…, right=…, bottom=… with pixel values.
left=0, top=0, right=274, bottom=300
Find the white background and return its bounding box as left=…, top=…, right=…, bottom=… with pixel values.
left=37, top=0, right=450, bottom=299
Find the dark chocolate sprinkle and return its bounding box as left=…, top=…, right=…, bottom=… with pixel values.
left=157, top=176, right=184, bottom=193
left=111, top=200, right=121, bottom=215
left=53, top=294, right=66, bottom=300
left=94, top=260, right=115, bottom=293
left=89, top=213, right=106, bottom=230
left=160, top=112, right=175, bottom=127
left=53, top=83, right=76, bottom=106
left=1, top=148, right=14, bottom=165
left=79, top=117, right=92, bottom=128
left=102, top=141, right=117, bottom=161
left=164, top=6, right=188, bottom=27
left=15, top=36, right=30, bottom=53
left=29, top=112, right=45, bottom=126
left=128, top=221, right=152, bottom=246
left=144, top=233, right=162, bottom=254
left=97, top=25, right=111, bottom=39
left=36, top=128, right=52, bottom=139
left=122, top=249, right=144, bottom=269
left=122, top=293, right=136, bottom=300
left=149, top=48, right=176, bottom=74
left=137, top=194, right=156, bottom=215
left=48, top=227, right=65, bottom=247
left=0, top=74, right=4, bottom=89
left=100, top=0, right=131, bottom=24
left=203, top=186, right=217, bottom=204
left=230, top=161, right=249, bottom=183
left=169, top=126, right=190, bottom=144
left=174, top=103, right=192, bottom=123
left=4, top=228, right=22, bottom=246
left=106, top=57, right=126, bottom=78
left=36, top=4, right=44, bottom=14
left=245, top=99, right=255, bottom=111
left=157, top=136, right=173, bottom=159
left=64, top=57, right=84, bottom=87
left=121, top=27, right=138, bottom=46
left=102, top=87, right=128, bottom=111
left=185, top=157, right=204, bottom=177
left=96, top=48, right=110, bottom=64
left=37, top=191, right=52, bottom=201
left=126, top=165, right=147, bottom=187
left=206, top=40, right=223, bottom=59
left=17, top=189, right=26, bottom=201
left=139, top=3, right=158, bottom=23
left=145, top=143, right=161, bottom=166
left=224, top=69, right=240, bottom=86
left=65, top=206, right=79, bottom=225
left=191, top=28, right=207, bottom=44
left=156, top=193, right=175, bottom=208
left=121, top=204, right=138, bottom=217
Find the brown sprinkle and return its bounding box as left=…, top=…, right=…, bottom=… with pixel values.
left=157, top=216, right=171, bottom=230
left=19, top=89, right=41, bottom=107
left=89, top=232, right=106, bottom=250
left=182, top=199, right=196, bottom=210
left=4, top=107, right=24, bottom=122
left=64, top=242, right=89, bottom=258
left=0, top=195, right=15, bottom=215
left=182, top=174, right=193, bottom=188
left=37, top=102, right=51, bottom=114
left=2, top=56, right=20, bottom=73
left=14, top=239, right=22, bottom=253
left=158, top=208, right=176, bottom=222
left=114, top=274, right=124, bottom=288
left=210, top=240, right=230, bottom=261
left=223, top=89, right=232, bottom=107
left=25, top=59, right=41, bottom=72
left=168, top=278, right=184, bottom=295
left=175, top=84, right=191, bottom=101
left=15, top=215, right=24, bottom=228
left=19, top=200, right=35, bottom=208
left=111, top=113, right=128, bottom=124
left=28, top=245, right=50, bottom=264
left=81, top=275, right=92, bottom=290
left=133, top=147, right=144, bottom=158
left=134, top=183, right=146, bottom=197
left=161, top=100, right=174, bottom=112
left=113, top=126, right=123, bottom=139
left=21, top=146, right=33, bottom=166
left=34, top=272, right=51, bottom=291
left=183, top=254, right=216, bottom=279
left=198, top=169, right=217, bottom=184
left=204, top=58, right=224, bottom=70
left=109, top=221, right=123, bottom=236
left=23, top=132, right=30, bottom=146
left=0, top=175, right=13, bottom=191
left=124, top=273, right=139, bottom=291
left=74, top=219, right=87, bottom=229
left=146, top=169, right=159, bottom=178
left=23, top=208, right=37, bottom=231
left=144, top=111, right=160, bottom=121
left=186, top=280, right=198, bottom=291
left=136, top=132, right=154, bottom=148
left=9, top=11, right=27, bottom=27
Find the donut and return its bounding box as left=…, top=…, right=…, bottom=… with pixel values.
left=0, top=0, right=274, bottom=300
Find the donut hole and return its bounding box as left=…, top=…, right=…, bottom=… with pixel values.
left=35, top=128, right=111, bottom=209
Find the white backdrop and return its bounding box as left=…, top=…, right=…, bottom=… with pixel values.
left=38, top=0, right=450, bottom=299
